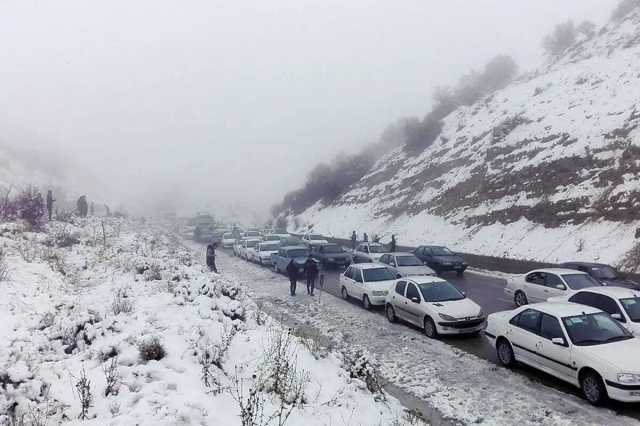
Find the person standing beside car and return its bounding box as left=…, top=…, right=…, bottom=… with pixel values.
left=390, top=235, right=397, bottom=252
left=351, top=231, right=357, bottom=250
left=304, top=255, right=318, bottom=296
left=286, top=259, right=299, bottom=296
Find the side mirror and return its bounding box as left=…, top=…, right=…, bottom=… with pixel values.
left=396, top=273, right=402, bottom=279
left=551, top=337, right=567, bottom=347
left=556, top=284, right=565, bottom=290
left=390, top=262, right=396, bottom=267
left=611, top=313, right=623, bottom=321
left=410, top=297, right=420, bottom=304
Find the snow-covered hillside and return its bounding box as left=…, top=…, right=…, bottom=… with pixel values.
left=292, top=10, right=640, bottom=270
left=0, top=218, right=413, bottom=425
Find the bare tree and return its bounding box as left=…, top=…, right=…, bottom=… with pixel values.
left=543, top=21, right=577, bottom=57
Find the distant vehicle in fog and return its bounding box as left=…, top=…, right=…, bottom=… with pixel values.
left=352, top=242, right=386, bottom=263
left=505, top=268, right=603, bottom=307
left=378, top=252, right=436, bottom=277
left=221, top=232, right=236, bottom=248
left=302, top=233, right=329, bottom=247
left=271, top=246, right=310, bottom=275
left=560, top=262, right=638, bottom=289
left=413, top=245, right=468, bottom=276
left=239, top=238, right=261, bottom=260
left=262, top=235, right=281, bottom=242
left=244, top=230, right=261, bottom=239
left=310, top=243, right=352, bottom=268
left=252, top=241, right=281, bottom=265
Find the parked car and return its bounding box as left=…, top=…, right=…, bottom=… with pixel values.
left=310, top=243, right=352, bottom=268
left=548, top=287, right=640, bottom=336
left=505, top=268, right=603, bottom=307
left=221, top=232, right=236, bottom=249
left=485, top=302, right=640, bottom=405
left=252, top=241, right=281, bottom=265
left=271, top=246, right=310, bottom=275
left=233, top=238, right=245, bottom=256
left=379, top=252, right=436, bottom=277
left=413, top=245, right=467, bottom=276
left=262, top=235, right=281, bottom=242
left=352, top=243, right=386, bottom=263
left=239, top=238, right=261, bottom=260
left=302, top=233, right=329, bottom=247
left=339, top=263, right=397, bottom=309
left=244, top=230, right=261, bottom=239
left=560, top=262, right=638, bottom=289
left=385, top=276, right=484, bottom=337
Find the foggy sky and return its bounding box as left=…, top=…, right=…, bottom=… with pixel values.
left=0, top=0, right=617, bottom=217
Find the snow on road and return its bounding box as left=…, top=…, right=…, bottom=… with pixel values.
left=0, top=219, right=412, bottom=426
left=217, top=250, right=640, bottom=426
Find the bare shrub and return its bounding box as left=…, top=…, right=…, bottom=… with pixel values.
left=37, top=312, right=56, bottom=330
left=143, top=263, right=162, bottom=281
left=291, top=327, right=333, bottom=359
left=103, top=357, right=121, bottom=396
left=343, top=348, right=385, bottom=397
left=111, top=288, right=133, bottom=315
left=41, top=247, right=67, bottom=275
left=75, top=367, right=92, bottom=420
left=17, top=238, right=38, bottom=263
left=543, top=21, right=577, bottom=57
left=611, top=0, right=640, bottom=21
left=48, top=224, right=80, bottom=248
left=577, top=20, right=597, bottom=39
left=14, top=186, right=46, bottom=231
left=255, top=302, right=266, bottom=326
left=229, top=369, right=269, bottom=426
left=138, top=336, right=166, bottom=362
left=0, top=248, right=9, bottom=281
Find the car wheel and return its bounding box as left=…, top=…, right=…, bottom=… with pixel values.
left=514, top=291, right=528, bottom=307
left=423, top=317, right=437, bottom=338
left=362, top=295, right=371, bottom=310
left=386, top=304, right=397, bottom=323
left=581, top=371, right=607, bottom=405
left=341, top=287, right=349, bottom=300
left=274, top=263, right=279, bottom=274
left=496, top=338, right=515, bottom=367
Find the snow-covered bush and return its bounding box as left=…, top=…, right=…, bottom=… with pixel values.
left=14, top=186, right=46, bottom=231
left=137, top=336, right=166, bottom=362
left=111, top=288, right=133, bottom=315
left=16, top=238, right=38, bottom=263
left=102, top=357, right=120, bottom=397
left=342, top=348, right=385, bottom=397
left=74, top=367, right=92, bottom=420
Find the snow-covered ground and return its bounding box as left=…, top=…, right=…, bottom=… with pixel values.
left=216, top=250, right=640, bottom=426
left=0, top=218, right=415, bottom=425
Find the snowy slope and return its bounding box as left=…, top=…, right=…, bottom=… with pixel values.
left=292, top=11, right=640, bottom=270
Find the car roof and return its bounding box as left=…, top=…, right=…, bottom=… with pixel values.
left=572, top=286, right=640, bottom=298
left=244, top=238, right=261, bottom=242
left=405, top=275, right=448, bottom=285
left=388, top=252, right=415, bottom=256
left=561, top=262, right=612, bottom=268
left=530, top=268, right=588, bottom=275
left=281, top=245, right=308, bottom=250
left=350, top=262, right=390, bottom=270
left=525, top=302, right=601, bottom=317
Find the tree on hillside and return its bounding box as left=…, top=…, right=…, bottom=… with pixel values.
left=611, top=0, right=640, bottom=21
left=577, top=21, right=597, bottom=39
left=543, top=21, right=577, bottom=57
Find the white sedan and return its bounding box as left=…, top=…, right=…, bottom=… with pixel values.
left=486, top=302, right=640, bottom=404
left=239, top=238, right=261, bottom=260
left=352, top=243, right=386, bottom=263
left=221, top=233, right=236, bottom=248
left=549, top=287, right=640, bottom=336
left=340, top=263, right=397, bottom=309
left=251, top=241, right=281, bottom=265
left=504, top=268, right=603, bottom=307
left=302, top=233, right=329, bottom=247
left=385, top=276, right=484, bottom=337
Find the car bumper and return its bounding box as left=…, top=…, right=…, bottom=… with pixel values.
left=368, top=295, right=387, bottom=305
left=437, top=318, right=485, bottom=335
left=605, top=381, right=640, bottom=402
left=437, top=264, right=468, bottom=272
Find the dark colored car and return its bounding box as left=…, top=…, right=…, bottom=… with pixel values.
left=271, top=246, right=310, bottom=276
left=310, top=243, right=352, bottom=269
left=559, top=262, right=638, bottom=289
left=413, top=245, right=468, bottom=276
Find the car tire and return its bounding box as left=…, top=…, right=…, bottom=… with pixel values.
left=259, top=259, right=263, bottom=266
left=386, top=304, right=397, bottom=323
left=514, top=291, right=528, bottom=307
left=341, top=287, right=349, bottom=301
left=423, top=317, right=437, bottom=338
left=496, top=338, right=515, bottom=367
left=580, top=370, right=607, bottom=405
left=274, top=263, right=279, bottom=274
left=362, top=295, right=371, bottom=310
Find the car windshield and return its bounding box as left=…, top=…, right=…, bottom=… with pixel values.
left=287, top=249, right=309, bottom=258
left=260, top=244, right=279, bottom=251
left=431, top=247, right=453, bottom=256
left=246, top=240, right=259, bottom=248
left=309, top=234, right=324, bottom=240
left=368, top=245, right=385, bottom=254
left=321, top=244, right=343, bottom=254
left=396, top=255, right=423, bottom=266
left=362, top=267, right=396, bottom=282
left=246, top=231, right=260, bottom=237
left=620, top=297, right=640, bottom=322
left=223, top=233, right=233, bottom=238
left=590, top=266, right=618, bottom=280
left=264, top=236, right=280, bottom=241
left=418, top=281, right=464, bottom=302
left=562, top=274, right=602, bottom=290
left=562, top=312, right=633, bottom=346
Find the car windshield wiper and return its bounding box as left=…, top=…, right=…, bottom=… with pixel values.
left=575, top=339, right=605, bottom=346
left=605, top=335, right=633, bottom=343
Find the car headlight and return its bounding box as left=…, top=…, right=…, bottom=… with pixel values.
left=617, top=373, right=640, bottom=384
left=439, top=313, right=457, bottom=321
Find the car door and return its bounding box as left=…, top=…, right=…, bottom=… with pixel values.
left=544, top=273, right=568, bottom=299
left=537, top=313, right=575, bottom=382
left=390, top=280, right=408, bottom=320
left=341, top=266, right=353, bottom=293
left=507, top=309, right=542, bottom=366
left=403, top=282, right=423, bottom=326
left=523, top=272, right=547, bottom=302
left=352, top=268, right=366, bottom=299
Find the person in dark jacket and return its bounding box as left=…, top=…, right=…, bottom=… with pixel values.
left=286, top=259, right=299, bottom=296
left=390, top=234, right=397, bottom=252
left=46, top=190, right=55, bottom=221
left=363, top=232, right=368, bottom=242
left=304, top=256, right=319, bottom=296
left=350, top=231, right=357, bottom=250
left=206, top=243, right=218, bottom=273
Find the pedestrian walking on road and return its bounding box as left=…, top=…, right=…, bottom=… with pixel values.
left=390, top=234, right=397, bottom=252
left=286, top=259, right=299, bottom=296
left=46, top=190, right=55, bottom=221
left=304, top=255, right=319, bottom=296
left=350, top=231, right=357, bottom=250
left=363, top=232, right=368, bottom=242
left=206, top=242, right=218, bottom=273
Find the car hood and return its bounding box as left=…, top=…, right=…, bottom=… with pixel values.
left=427, top=298, right=482, bottom=318
left=397, top=265, right=435, bottom=276
left=582, top=338, right=640, bottom=373
left=433, top=255, right=464, bottom=263
left=600, top=278, right=640, bottom=289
